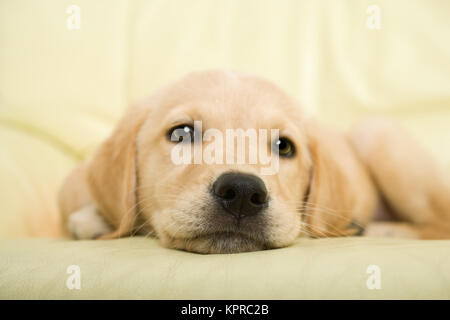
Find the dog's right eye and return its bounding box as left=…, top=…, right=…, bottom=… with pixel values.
left=168, top=124, right=195, bottom=143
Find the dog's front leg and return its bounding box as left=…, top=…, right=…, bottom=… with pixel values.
left=68, top=204, right=113, bottom=240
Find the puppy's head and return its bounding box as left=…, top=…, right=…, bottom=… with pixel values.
left=87, top=71, right=367, bottom=253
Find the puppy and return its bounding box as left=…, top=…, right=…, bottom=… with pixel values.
left=58, top=70, right=450, bottom=253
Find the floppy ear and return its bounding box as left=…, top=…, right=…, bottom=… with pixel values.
left=86, top=106, right=151, bottom=239
left=304, top=120, right=377, bottom=237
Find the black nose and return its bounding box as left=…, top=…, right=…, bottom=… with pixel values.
left=212, top=172, right=268, bottom=218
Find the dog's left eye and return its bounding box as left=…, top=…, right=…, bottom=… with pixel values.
left=274, top=138, right=295, bottom=157
left=168, top=124, right=195, bottom=143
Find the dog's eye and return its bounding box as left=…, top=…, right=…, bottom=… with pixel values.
left=168, top=124, right=195, bottom=143
left=274, top=138, right=295, bottom=157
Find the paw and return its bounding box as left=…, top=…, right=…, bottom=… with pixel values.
left=68, top=205, right=113, bottom=240
left=364, top=222, right=419, bottom=239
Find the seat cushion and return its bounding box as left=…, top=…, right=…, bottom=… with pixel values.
left=1, top=237, right=449, bottom=299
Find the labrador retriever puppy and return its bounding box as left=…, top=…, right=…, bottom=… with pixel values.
left=58, top=70, right=450, bottom=253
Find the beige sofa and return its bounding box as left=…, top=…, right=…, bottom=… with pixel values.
left=1, top=0, right=449, bottom=299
